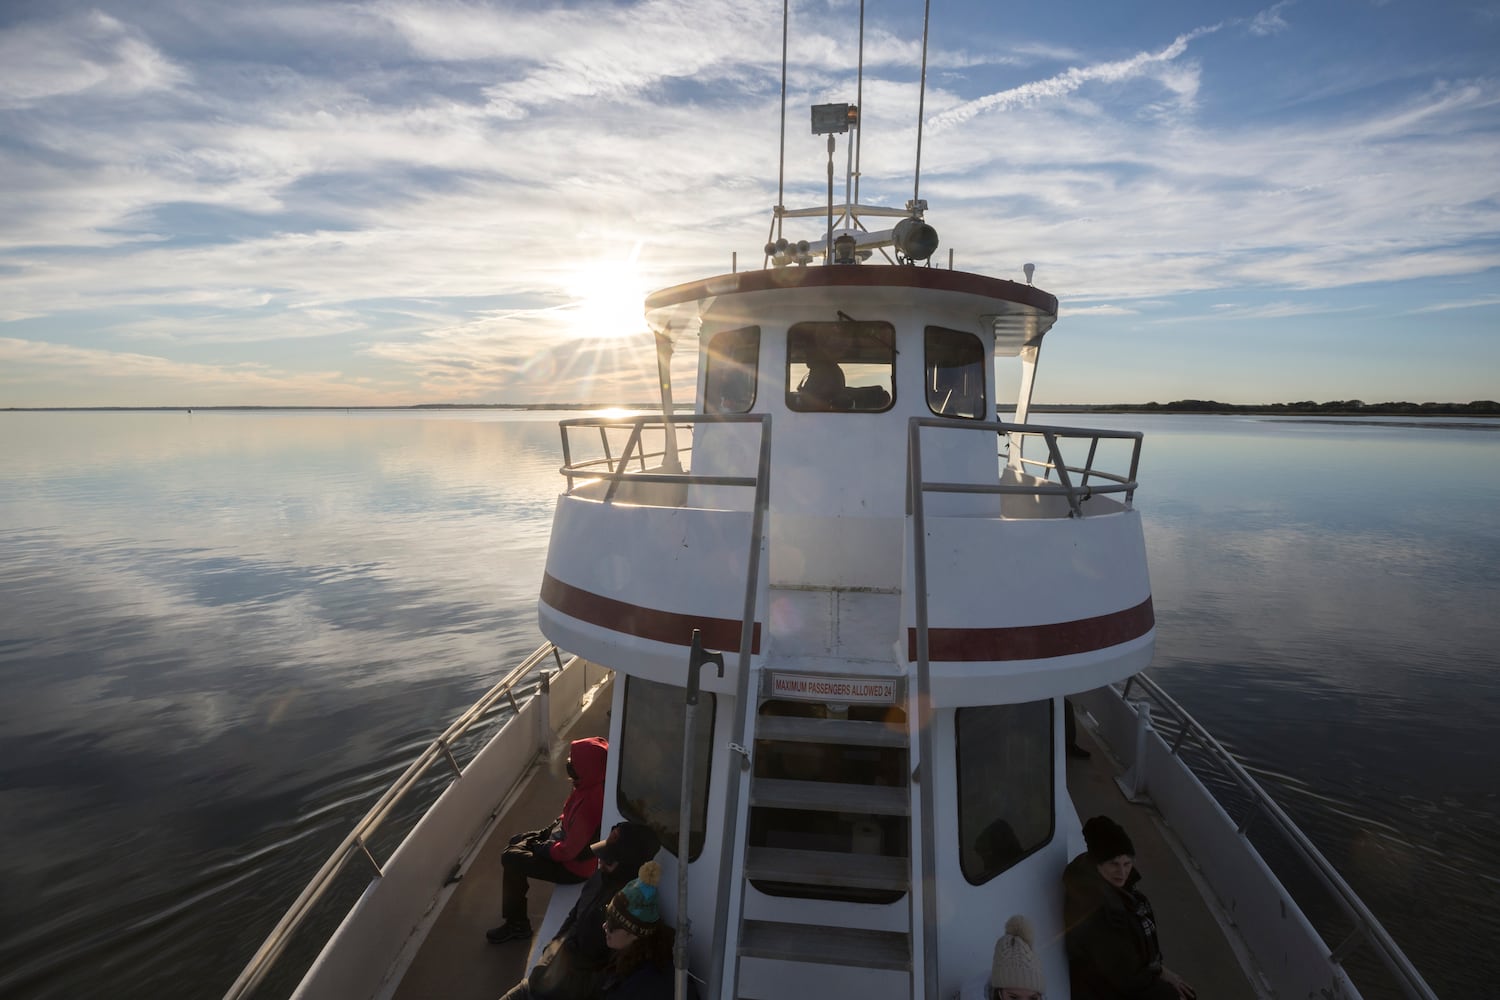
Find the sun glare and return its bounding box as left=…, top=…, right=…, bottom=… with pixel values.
left=565, top=255, right=650, bottom=340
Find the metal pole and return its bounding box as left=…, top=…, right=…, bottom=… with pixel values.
left=709, top=414, right=773, bottom=1000
left=775, top=0, right=788, bottom=242
left=825, top=135, right=835, bottom=264
left=853, top=0, right=865, bottom=209
left=675, top=631, right=724, bottom=1000
left=655, top=333, right=682, bottom=474
left=913, top=0, right=931, bottom=205
left=908, top=417, right=940, bottom=999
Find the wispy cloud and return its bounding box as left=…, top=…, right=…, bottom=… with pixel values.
left=927, top=25, right=1221, bottom=131
left=0, top=0, right=1496, bottom=406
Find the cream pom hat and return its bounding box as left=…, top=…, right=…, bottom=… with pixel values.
left=991, top=914, right=1045, bottom=993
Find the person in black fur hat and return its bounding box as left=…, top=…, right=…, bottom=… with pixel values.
left=1062, top=815, right=1195, bottom=1000
left=498, top=821, right=662, bottom=1000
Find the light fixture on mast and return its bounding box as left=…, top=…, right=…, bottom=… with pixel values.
left=811, top=103, right=859, bottom=266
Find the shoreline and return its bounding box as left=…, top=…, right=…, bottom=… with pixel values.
left=5, top=402, right=1499, bottom=420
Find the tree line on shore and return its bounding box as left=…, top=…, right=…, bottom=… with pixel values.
left=1046, top=399, right=1500, bottom=416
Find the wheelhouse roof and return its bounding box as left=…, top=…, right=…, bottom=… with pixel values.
left=644, top=264, right=1058, bottom=354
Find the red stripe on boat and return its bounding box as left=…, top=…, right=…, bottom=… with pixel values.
left=907, top=596, right=1154, bottom=661
left=541, top=573, right=763, bottom=654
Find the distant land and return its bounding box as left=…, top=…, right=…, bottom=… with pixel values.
left=6, top=399, right=1499, bottom=415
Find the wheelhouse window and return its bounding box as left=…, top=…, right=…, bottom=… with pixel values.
left=786, top=320, right=895, bottom=413
left=926, top=326, right=987, bottom=419
left=704, top=326, right=760, bottom=414
left=956, top=699, right=1053, bottom=884
left=617, top=675, right=714, bottom=859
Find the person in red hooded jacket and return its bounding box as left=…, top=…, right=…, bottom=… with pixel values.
left=487, top=736, right=609, bottom=945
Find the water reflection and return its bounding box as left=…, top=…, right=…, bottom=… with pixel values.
left=0, top=411, right=1496, bottom=998
left=0, top=411, right=564, bottom=998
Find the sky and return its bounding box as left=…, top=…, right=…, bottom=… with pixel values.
left=0, top=0, right=1497, bottom=408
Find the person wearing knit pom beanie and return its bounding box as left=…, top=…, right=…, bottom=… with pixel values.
left=598, top=861, right=691, bottom=1000
left=1062, top=816, right=1196, bottom=1000
left=958, top=913, right=1046, bottom=1000
left=498, top=821, right=662, bottom=1000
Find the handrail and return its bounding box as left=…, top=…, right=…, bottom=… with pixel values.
left=904, top=414, right=1142, bottom=994
left=222, top=642, right=565, bottom=1000
left=558, top=414, right=767, bottom=496
left=906, top=418, right=940, bottom=999
left=557, top=409, right=775, bottom=1000
left=909, top=417, right=1143, bottom=517
left=1119, top=672, right=1439, bottom=1000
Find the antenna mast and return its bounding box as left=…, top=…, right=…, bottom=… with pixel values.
left=853, top=0, right=866, bottom=209
left=775, top=0, right=789, bottom=244
left=913, top=0, right=931, bottom=205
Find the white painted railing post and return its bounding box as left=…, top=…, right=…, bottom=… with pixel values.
left=1117, top=699, right=1153, bottom=802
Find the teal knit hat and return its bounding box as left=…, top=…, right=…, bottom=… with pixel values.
left=607, top=860, right=662, bottom=936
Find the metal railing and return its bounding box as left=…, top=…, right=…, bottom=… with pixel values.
left=558, top=413, right=769, bottom=499
left=908, top=416, right=1143, bottom=517
left=1117, top=672, right=1439, bottom=1000
left=904, top=414, right=1144, bottom=997
left=222, top=642, right=565, bottom=1000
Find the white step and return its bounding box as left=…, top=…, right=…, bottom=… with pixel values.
left=750, top=778, right=909, bottom=816
left=738, top=919, right=910, bottom=970
left=744, top=846, right=909, bottom=892
left=735, top=954, right=910, bottom=1000
left=754, top=714, right=908, bottom=748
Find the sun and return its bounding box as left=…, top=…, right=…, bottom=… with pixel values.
left=564, top=252, right=650, bottom=340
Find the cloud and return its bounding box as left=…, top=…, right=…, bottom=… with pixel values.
left=926, top=25, right=1221, bottom=131
left=0, top=1, right=1497, bottom=406
left=0, top=336, right=399, bottom=404
left=0, top=10, right=188, bottom=107
left=1248, top=1, right=1296, bottom=37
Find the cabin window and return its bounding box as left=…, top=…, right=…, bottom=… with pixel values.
left=785, top=320, right=895, bottom=413
left=704, top=326, right=760, bottom=414
left=616, top=675, right=715, bottom=860
left=746, top=699, right=908, bottom=904
left=925, top=326, right=987, bottom=419
left=955, top=699, right=1054, bottom=884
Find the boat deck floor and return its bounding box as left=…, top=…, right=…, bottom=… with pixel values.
left=392, top=693, right=612, bottom=1000
left=390, top=695, right=1260, bottom=1000
left=1067, top=720, right=1261, bottom=999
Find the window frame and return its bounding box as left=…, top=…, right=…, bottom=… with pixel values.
left=924, top=325, right=988, bottom=420
left=784, top=320, right=896, bottom=414
left=615, top=675, right=716, bottom=861
left=954, top=699, right=1055, bottom=885
left=703, top=325, right=761, bottom=415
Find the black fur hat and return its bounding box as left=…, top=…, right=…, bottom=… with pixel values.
left=1083, top=815, right=1135, bottom=862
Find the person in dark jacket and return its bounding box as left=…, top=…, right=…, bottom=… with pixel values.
left=497, top=821, right=661, bottom=1000
left=487, top=736, right=609, bottom=945
left=1063, top=815, right=1195, bottom=1000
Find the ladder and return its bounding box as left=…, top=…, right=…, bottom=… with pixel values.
left=726, top=694, right=917, bottom=999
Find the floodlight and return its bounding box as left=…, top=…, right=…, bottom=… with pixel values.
left=893, top=217, right=939, bottom=262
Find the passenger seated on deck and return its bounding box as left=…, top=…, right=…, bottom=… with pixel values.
left=487, top=737, right=609, bottom=945
left=957, top=914, right=1046, bottom=1000
left=798, top=358, right=846, bottom=410
left=598, top=862, right=697, bottom=1000
left=1062, top=816, right=1196, bottom=1000
left=497, top=821, right=661, bottom=1000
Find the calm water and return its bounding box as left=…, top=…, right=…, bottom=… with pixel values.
left=1, top=409, right=1496, bottom=999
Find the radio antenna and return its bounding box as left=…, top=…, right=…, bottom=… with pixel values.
left=913, top=0, right=931, bottom=205
left=853, top=0, right=866, bottom=209
left=775, top=0, right=789, bottom=242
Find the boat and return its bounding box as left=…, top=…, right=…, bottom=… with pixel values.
left=223, top=7, right=1438, bottom=1000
